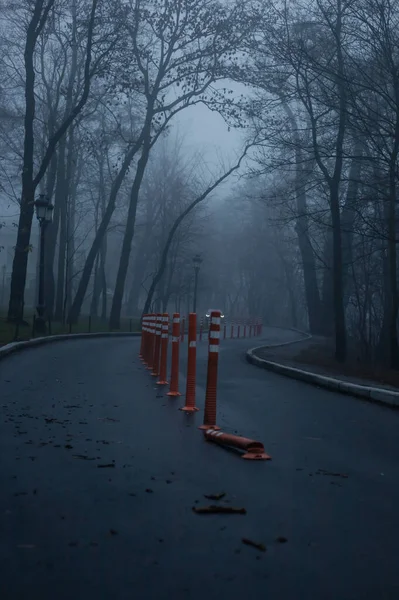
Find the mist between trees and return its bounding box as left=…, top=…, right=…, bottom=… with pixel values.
left=1, top=0, right=399, bottom=369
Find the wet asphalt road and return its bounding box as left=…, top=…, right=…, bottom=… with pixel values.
left=1, top=328, right=399, bottom=600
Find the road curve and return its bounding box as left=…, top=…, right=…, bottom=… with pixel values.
left=1, top=329, right=399, bottom=600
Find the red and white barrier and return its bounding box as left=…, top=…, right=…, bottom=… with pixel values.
left=157, top=313, right=169, bottom=385
left=152, top=313, right=162, bottom=376
left=180, top=313, right=198, bottom=412
left=199, top=310, right=221, bottom=431
left=167, top=313, right=181, bottom=397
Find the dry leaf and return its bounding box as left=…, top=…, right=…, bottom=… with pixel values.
left=192, top=505, right=246, bottom=515
left=242, top=538, right=266, bottom=552
left=204, top=492, right=226, bottom=501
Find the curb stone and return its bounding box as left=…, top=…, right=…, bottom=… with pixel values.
left=259, top=332, right=312, bottom=349
left=0, top=331, right=141, bottom=362
left=246, top=347, right=399, bottom=409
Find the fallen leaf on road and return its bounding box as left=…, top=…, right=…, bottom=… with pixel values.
left=318, top=470, right=348, bottom=479
left=98, top=417, right=119, bottom=422
left=204, top=492, right=226, bottom=501
left=242, top=538, right=266, bottom=552
left=97, top=464, right=115, bottom=468
left=109, top=529, right=118, bottom=535
left=73, top=455, right=96, bottom=461
left=145, top=488, right=153, bottom=493
left=192, top=506, right=246, bottom=515
left=64, top=445, right=73, bottom=449
left=275, top=536, right=288, bottom=543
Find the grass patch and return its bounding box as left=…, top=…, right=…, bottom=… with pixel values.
left=0, top=312, right=140, bottom=347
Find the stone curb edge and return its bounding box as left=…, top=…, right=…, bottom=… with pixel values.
left=0, top=331, right=141, bottom=361
left=259, top=332, right=312, bottom=349
left=246, top=347, right=399, bottom=409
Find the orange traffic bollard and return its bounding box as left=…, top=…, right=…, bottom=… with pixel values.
left=180, top=313, right=199, bottom=412
left=140, top=314, right=148, bottom=361
left=167, top=313, right=181, bottom=397
left=139, top=315, right=147, bottom=358
left=181, top=316, right=185, bottom=342
left=199, top=310, right=221, bottom=430
left=151, top=313, right=162, bottom=376
left=146, top=315, right=156, bottom=370
left=157, top=313, right=169, bottom=385
left=203, top=429, right=271, bottom=460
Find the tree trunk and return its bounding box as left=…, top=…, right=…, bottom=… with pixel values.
left=90, top=252, right=101, bottom=317
left=100, top=240, right=107, bottom=320
left=282, top=102, right=322, bottom=333
left=7, top=14, right=40, bottom=321
left=330, top=184, right=346, bottom=362
left=54, top=140, right=68, bottom=321
left=387, top=174, right=398, bottom=368
left=65, top=129, right=79, bottom=317
left=341, top=138, right=363, bottom=305
left=109, top=139, right=152, bottom=329
left=44, top=150, right=58, bottom=317
left=68, top=140, right=142, bottom=324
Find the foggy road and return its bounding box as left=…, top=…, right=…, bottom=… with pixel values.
left=1, top=331, right=399, bottom=600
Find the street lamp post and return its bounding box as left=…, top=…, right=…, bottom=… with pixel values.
left=34, top=194, right=54, bottom=334
left=192, top=254, right=202, bottom=313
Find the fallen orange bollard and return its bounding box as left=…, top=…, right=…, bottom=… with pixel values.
left=203, top=429, right=271, bottom=460
left=180, top=313, right=199, bottom=412
left=167, top=313, right=181, bottom=397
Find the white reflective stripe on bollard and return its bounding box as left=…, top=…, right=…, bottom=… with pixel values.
left=209, top=345, right=219, bottom=353
left=211, top=317, right=221, bottom=325
left=209, top=331, right=220, bottom=339
left=189, top=341, right=196, bottom=348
